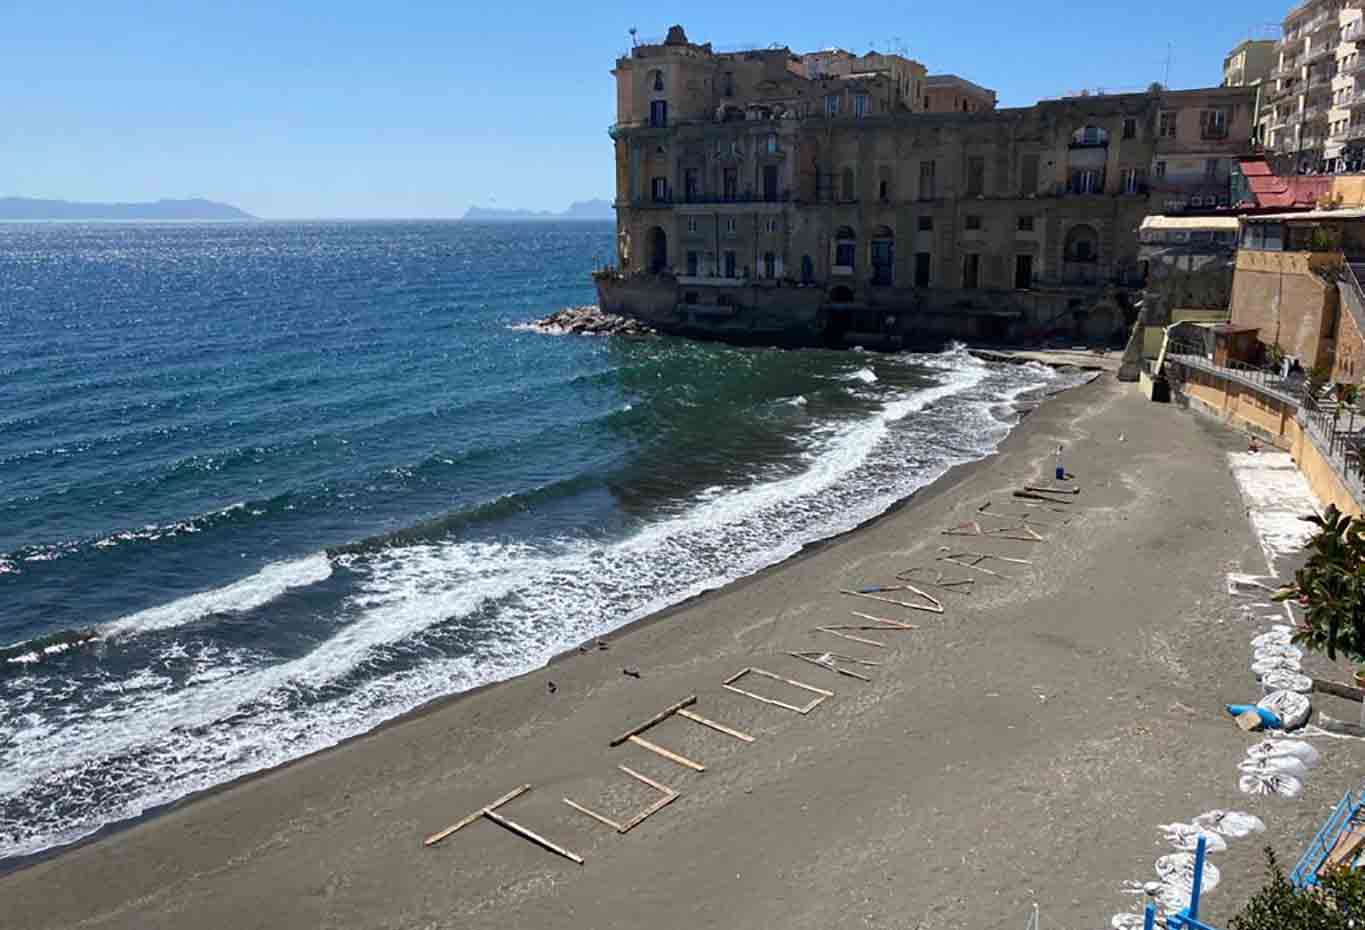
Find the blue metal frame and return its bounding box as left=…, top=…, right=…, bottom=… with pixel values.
left=1159, top=837, right=1228, bottom=930
left=1291, top=785, right=1365, bottom=888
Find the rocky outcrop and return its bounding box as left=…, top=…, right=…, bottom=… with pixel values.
left=523, top=305, right=656, bottom=338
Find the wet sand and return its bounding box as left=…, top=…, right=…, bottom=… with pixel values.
left=7, top=374, right=1363, bottom=930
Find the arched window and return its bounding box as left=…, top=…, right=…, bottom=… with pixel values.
left=1065, top=224, right=1099, bottom=262
left=834, top=226, right=857, bottom=269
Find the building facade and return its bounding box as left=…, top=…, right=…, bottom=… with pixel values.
left=922, top=74, right=997, bottom=114
left=1224, top=39, right=1277, bottom=88
left=600, top=26, right=1255, bottom=348
left=1260, top=0, right=1365, bottom=164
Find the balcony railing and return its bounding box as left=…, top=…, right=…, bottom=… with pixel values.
left=633, top=190, right=794, bottom=206
left=1164, top=338, right=1309, bottom=406
left=1345, top=20, right=1365, bottom=42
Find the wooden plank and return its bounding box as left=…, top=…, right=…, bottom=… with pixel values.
left=1023, top=485, right=1079, bottom=495
left=616, top=765, right=679, bottom=833
left=1324, top=825, right=1365, bottom=872
left=627, top=734, right=706, bottom=771
left=840, top=588, right=943, bottom=614
left=677, top=708, right=755, bottom=743
left=1014, top=490, right=1074, bottom=504
left=424, top=784, right=531, bottom=847
left=563, top=798, right=624, bottom=832
left=849, top=610, right=917, bottom=629
left=787, top=651, right=872, bottom=682
left=484, top=809, right=584, bottom=865
left=610, top=695, right=699, bottom=747
left=815, top=626, right=887, bottom=648
left=1314, top=677, right=1365, bottom=702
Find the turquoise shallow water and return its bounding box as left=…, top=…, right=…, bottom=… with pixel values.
left=0, top=219, right=1068, bottom=863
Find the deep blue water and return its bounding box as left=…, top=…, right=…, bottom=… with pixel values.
left=0, top=220, right=1069, bottom=862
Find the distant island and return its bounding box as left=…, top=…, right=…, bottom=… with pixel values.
left=0, top=197, right=255, bottom=221
left=462, top=199, right=613, bottom=221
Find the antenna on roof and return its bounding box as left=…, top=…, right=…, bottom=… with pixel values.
left=629, top=27, right=638, bottom=47
left=1164, top=42, right=1173, bottom=88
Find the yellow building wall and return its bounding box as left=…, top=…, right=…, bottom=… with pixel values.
left=1291, top=419, right=1363, bottom=518
left=1177, top=366, right=1362, bottom=517
left=1331, top=176, right=1365, bottom=208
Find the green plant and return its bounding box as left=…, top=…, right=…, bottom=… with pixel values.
left=1229, top=846, right=1365, bottom=930
left=1266, top=343, right=1286, bottom=372
left=1275, top=504, right=1365, bottom=663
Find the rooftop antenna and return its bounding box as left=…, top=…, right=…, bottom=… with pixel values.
left=629, top=26, right=638, bottom=47
left=1164, top=42, right=1173, bottom=88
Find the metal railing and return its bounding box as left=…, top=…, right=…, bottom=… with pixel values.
left=1163, top=337, right=1310, bottom=405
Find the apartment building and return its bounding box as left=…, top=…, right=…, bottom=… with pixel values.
left=600, top=26, right=1255, bottom=348
left=1224, top=39, right=1277, bottom=88
left=1260, top=0, right=1365, bottom=163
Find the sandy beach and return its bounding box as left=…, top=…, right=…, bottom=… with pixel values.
left=8, top=372, right=1365, bottom=930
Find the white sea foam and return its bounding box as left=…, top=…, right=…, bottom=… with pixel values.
left=0, top=350, right=1082, bottom=862
left=843, top=367, right=878, bottom=384
left=101, top=553, right=333, bottom=638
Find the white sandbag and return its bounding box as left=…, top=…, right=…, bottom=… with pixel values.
left=1238, top=755, right=1310, bottom=781
left=1194, top=810, right=1265, bottom=838
left=1111, top=913, right=1145, bottom=930
left=1159, top=822, right=1229, bottom=853
left=1251, top=655, right=1302, bottom=678
left=1246, top=738, right=1321, bottom=768
left=1259, top=690, right=1312, bottom=730
left=1252, top=629, right=1293, bottom=648
left=1261, top=670, right=1313, bottom=694
left=1238, top=770, right=1304, bottom=798
left=1156, top=852, right=1221, bottom=894
left=1253, top=643, right=1304, bottom=662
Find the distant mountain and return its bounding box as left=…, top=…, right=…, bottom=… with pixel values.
left=0, top=197, right=254, bottom=221
left=462, top=199, right=613, bottom=221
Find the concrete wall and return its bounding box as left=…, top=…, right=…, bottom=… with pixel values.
left=1292, top=420, right=1363, bottom=517
left=1229, top=249, right=1341, bottom=369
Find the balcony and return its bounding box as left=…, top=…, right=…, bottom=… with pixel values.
left=1305, top=41, right=1339, bottom=64
left=633, top=190, right=795, bottom=207
left=1344, top=20, right=1365, bottom=42
left=1271, top=61, right=1301, bottom=80
left=1309, top=68, right=1337, bottom=87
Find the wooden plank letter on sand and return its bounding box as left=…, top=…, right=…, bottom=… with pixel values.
left=722, top=667, right=833, bottom=714
left=563, top=765, right=680, bottom=834
left=424, top=784, right=584, bottom=865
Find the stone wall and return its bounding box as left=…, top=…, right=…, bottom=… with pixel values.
left=1229, top=250, right=1341, bottom=370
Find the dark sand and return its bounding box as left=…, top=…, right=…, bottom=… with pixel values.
left=7, top=374, right=1364, bottom=930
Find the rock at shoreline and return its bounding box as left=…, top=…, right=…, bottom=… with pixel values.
left=522, top=305, right=655, bottom=338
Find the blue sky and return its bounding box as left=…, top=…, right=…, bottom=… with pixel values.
left=3, top=0, right=1289, bottom=218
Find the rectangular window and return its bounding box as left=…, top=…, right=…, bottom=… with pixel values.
left=763, top=251, right=776, bottom=278
left=965, top=214, right=983, bottom=231
left=765, top=218, right=777, bottom=233
left=762, top=164, right=779, bottom=201
left=1158, top=111, right=1177, bottom=138
left=684, top=170, right=700, bottom=201
left=651, top=177, right=668, bottom=202
left=766, top=133, right=778, bottom=154
left=724, top=217, right=737, bottom=234
left=825, top=94, right=841, bottom=117
left=1020, top=153, right=1039, bottom=195
left=914, top=252, right=931, bottom=287
left=854, top=94, right=869, bottom=118
left=835, top=241, right=856, bottom=268
left=686, top=250, right=699, bottom=276
left=1201, top=108, right=1229, bottom=139
left=962, top=253, right=980, bottom=288
left=917, top=215, right=933, bottom=231
left=686, top=217, right=698, bottom=234
left=724, top=250, right=737, bottom=277
left=1204, top=158, right=1220, bottom=178
left=1070, top=169, right=1103, bottom=194
left=966, top=156, right=985, bottom=197
left=1155, top=160, right=1167, bottom=178
left=919, top=160, right=936, bottom=200
left=1017, top=215, right=1034, bottom=232
left=723, top=170, right=738, bottom=200
left=1122, top=117, right=1137, bottom=140
left=649, top=100, right=668, bottom=128
left=1014, top=253, right=1034, bottom=289
left=1121, top=168, right=1141, bottom=194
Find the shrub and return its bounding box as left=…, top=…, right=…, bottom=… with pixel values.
left=1275, top=505, right=1365, bottom=665
left=1229, top=846, right=1365, bottom=930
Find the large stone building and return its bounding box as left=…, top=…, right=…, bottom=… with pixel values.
left=598, top=25, right=1256, bottom=348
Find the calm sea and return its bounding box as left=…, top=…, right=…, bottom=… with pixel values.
left=0, top=220, right=1071, bottom=863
